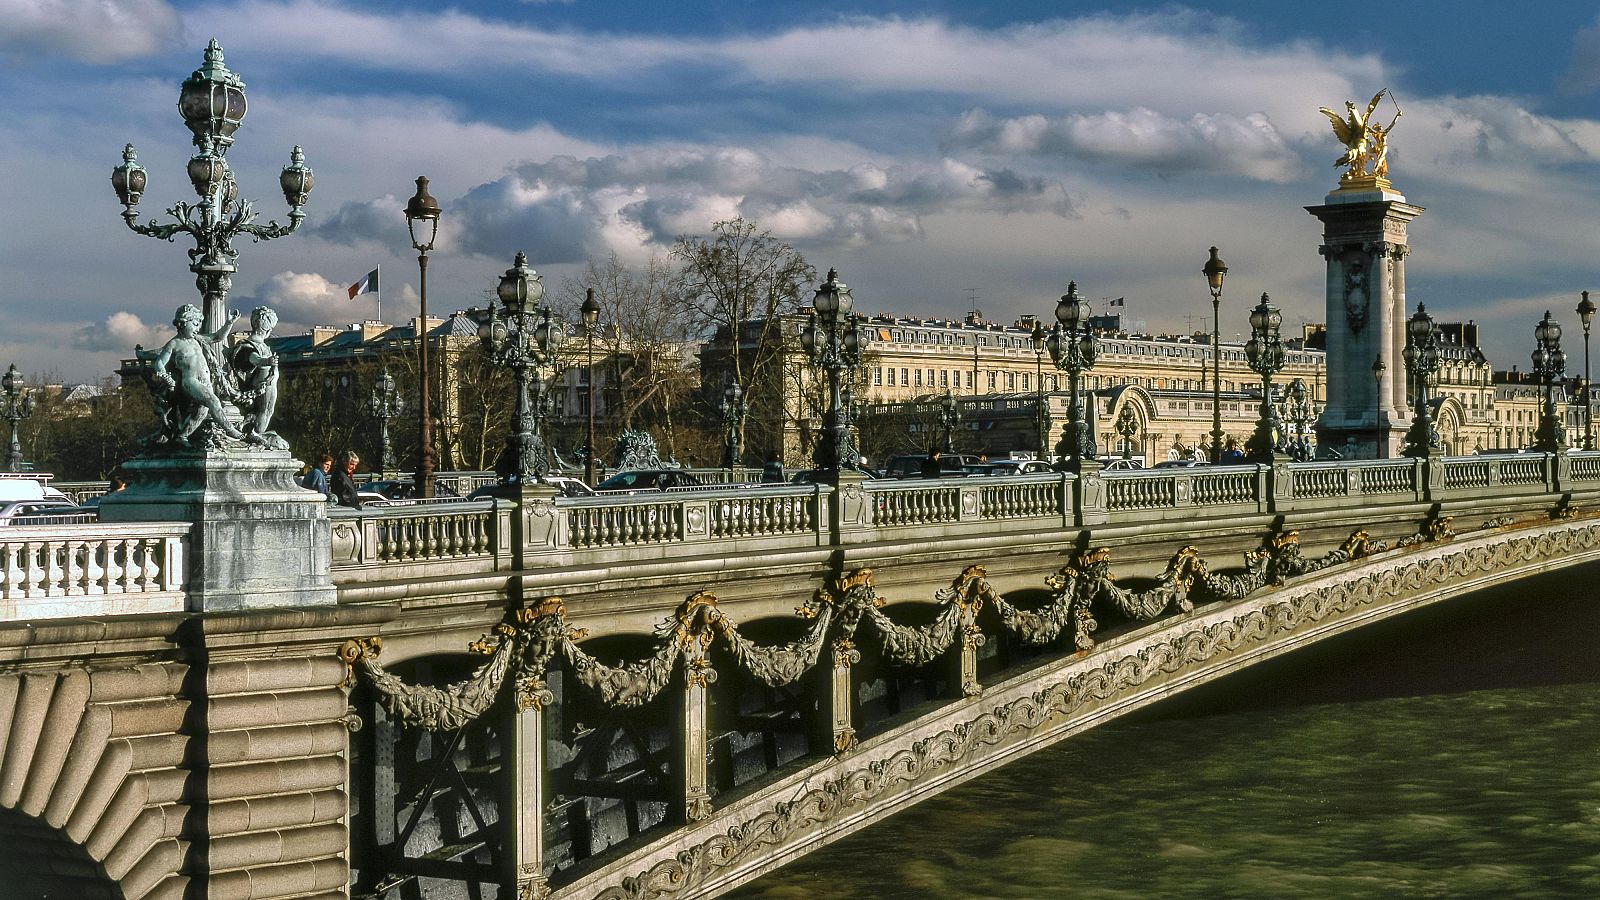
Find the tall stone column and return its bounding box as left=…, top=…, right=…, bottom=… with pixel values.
left=1306, top=185, right=1423, bottom=458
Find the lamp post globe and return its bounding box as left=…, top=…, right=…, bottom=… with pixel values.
left=804, top=269, right=870, bottom=480
left=1, top=364, right=33, bottom=473
left=1401, top=304, right=1442, bottom=458
left=721, top=381, right=746, bottom=470
left=1045, top=281, right=1098, bottom=470
left=1532, top=310, right=1568, bottom=453
left=1243, top=292, right=1287, bottom=463
left=368, top=370, right=403, bottom=476
left=479, top=253, right=564, bottom=486
left=112, top=40, right=313, bottom=337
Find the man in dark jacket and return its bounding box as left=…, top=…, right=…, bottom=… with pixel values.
left=920, top=450, right=943, bottom=478
left=331, top=451, right=363, bottom=508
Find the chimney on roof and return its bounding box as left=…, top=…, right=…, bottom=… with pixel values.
left=310, top=325, right=340, bottom=346
left=360, top=321, right=391, bottom=342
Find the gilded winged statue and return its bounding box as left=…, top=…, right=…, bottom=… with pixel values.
left=1319, top=89, right=1400, bottom=180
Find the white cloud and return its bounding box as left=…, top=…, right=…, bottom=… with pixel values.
left=945, top=107, right=1303, bottom=182
left=73, top=310, right=166, bottom=352
left=188, top=5, right=1378, bottom=129
left=0, top=0, right=181, bottom=63
left=242, top=271, right=382, bottom=331
left=314, top=147, right=1073, bottom=265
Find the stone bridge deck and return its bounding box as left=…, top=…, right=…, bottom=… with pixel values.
left=0, top=452, right=1595, bottom=898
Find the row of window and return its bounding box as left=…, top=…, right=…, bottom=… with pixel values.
left=868, top=367, right=1308, bottom=395
left=874, top=328, right=1325, bottom=365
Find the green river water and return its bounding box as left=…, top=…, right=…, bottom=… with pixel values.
left=728, top=565, right=1600, bottom=899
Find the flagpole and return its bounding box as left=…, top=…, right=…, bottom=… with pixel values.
left=376, top=263, right=382, bottom=323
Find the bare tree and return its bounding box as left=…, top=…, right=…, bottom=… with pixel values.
left=673, top=218, right=815, bottom=462
left=556, top=253, right=700, bottom=462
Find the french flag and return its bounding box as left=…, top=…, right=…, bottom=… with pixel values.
left=347, top=268, right=379, bottom=300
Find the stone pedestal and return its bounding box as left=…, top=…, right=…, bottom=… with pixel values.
left=1306, top=182, right=1424, bottom=458
left=97, top=449, right=335, bottom=611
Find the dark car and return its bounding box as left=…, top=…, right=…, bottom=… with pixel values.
left=362, top=479, right=459, bottom=500
left=596, top=470, right=705, bottom=492
left=881, top=454, right=976, bottom=479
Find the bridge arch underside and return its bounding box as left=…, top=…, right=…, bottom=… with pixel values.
left=0, top=804, right=121, bottom=898
left=543, top=516, right=1600, bottom=899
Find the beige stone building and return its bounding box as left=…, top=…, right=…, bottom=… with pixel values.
left=719, top=310, right=1327, bottom=465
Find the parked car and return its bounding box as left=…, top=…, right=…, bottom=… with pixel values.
left=1151, top=459, right=1209, bottom=469
left=0, top=498, right=84, bottom=525
left=980, top=459, right=1056, bottom=476
left=596, top=470, right=705, bottom=492
left=1102, top=459, right=1144, bottom=471
left=789, top=466, right=876, bottom=485
left=881, top=454, right=977, bottom=479
left=362, top=479, right=459, bottom=500
left=466, top=477, right=596, bottom=500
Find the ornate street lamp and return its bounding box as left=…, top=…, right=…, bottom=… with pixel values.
left=368, top=370, right=403, bottom=476
left=936, top=391, right=959, bottom=453
left=720, top=381, right=747, bottom=470
left=1532, top=310, right=1568, bottom=453
left=111, top=40, right=312, bottom=336
left=1202, top=247, right=1228, bottom=463
left=801, top=268, right=871, bottom=479
left=1046, top=281, right=1098, bottom=469
left=1, top=365, right=34, bottom=472
left=581, top=289, right=602, bottom=484
left=1577, top=291, right=1596, bottom=450
left=1114, top=404, right=1138, bottom=460
left=1400, top=304, right=1442, bottom=458
left=403, top=176, right=441, bottom=497
left=1243, top=292, right=1287, bottom=462
left=479, top=253, right=563, bottom=483
left=1030, top=321, right=1047, bottom=457
left=1283, top=378, right=1316, bottom=461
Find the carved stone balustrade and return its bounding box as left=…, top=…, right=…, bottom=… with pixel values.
left=0, top=521, right=187, bottom=619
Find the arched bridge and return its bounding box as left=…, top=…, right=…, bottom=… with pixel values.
left=0, top=452, right=1596, bottom=899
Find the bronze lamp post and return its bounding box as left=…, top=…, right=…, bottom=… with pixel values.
left=1577, top=290, right=1595, bottom=450
left=1202, top=247, right=1228, bottom=463
left=1, top=365, right=33, bottom=472
left=1532, top=310, right=1567, bottom=452
left=581, top=288, right=601, bottom=484
left=404, top=176, right=441, bottom=497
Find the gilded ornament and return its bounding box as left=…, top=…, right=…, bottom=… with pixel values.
left=1318, top=89, right=1402, bottom=187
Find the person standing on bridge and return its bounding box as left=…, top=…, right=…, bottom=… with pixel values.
left=331, top=450, right=363, bottom=508
left=302, top=453, right=332, bottom=497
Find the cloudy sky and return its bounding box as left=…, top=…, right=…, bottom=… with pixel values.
left=4, top=0, right=1600, bottom=381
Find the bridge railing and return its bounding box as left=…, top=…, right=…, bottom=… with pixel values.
left=329, top=500, right=510, bottom=577
left=319, top=452, right=1600, bottom=579
left=561, top=483, right=826, bottom=558
left=28, top=452, right=1600, bottom=589
left=0, top=521, right=188, bottom=619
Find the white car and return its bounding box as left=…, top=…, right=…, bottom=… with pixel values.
left=982, top=460, right=1057, bottom=476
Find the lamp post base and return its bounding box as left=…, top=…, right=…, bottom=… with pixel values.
left=98, top=448, right=336, bottom=611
